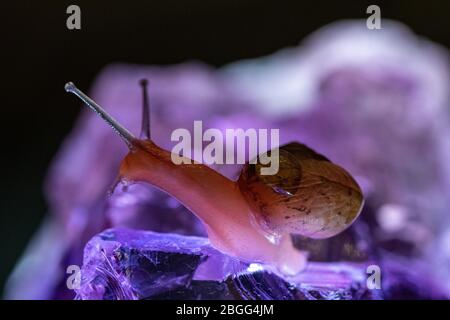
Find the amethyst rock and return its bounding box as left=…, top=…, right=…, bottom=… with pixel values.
left=6, top=20, right=450, bottom=300
left=76, top=228, right=379, bottom=300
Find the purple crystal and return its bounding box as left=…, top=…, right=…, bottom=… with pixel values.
left=106, top=181, right=205, bottom=236
left=76, top=228, right=378, bottom=300
left=6, top=20, right=450, bottom=299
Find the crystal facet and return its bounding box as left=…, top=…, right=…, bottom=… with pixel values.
left=76, top=228, right=380, bottom=300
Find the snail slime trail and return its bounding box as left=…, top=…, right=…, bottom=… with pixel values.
left=65, top=80, right=364, bottom=276
left=171, top=121, right=280, bottom=176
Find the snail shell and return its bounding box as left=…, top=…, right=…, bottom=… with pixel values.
left=238, top=142, right=364, bottom=239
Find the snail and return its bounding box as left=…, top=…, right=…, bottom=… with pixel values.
left=65, top=80, right=364, bottom=275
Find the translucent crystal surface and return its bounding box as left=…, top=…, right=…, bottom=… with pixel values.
left=76, top=228, right=379, bottom=300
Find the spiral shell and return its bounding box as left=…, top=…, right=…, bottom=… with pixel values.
left=238, top=142, right=364, bottom=239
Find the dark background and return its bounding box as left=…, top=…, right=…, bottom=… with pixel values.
left=1, top=0, right=449, bottom=296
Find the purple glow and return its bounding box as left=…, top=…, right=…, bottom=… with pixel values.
left=5, top=20, right=450, bottom=299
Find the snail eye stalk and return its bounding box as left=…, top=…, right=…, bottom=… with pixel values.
left=65, top=82, right=136, bottom=148
left=139, top=79, right=151, bottom=140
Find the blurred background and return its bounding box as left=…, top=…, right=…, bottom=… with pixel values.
left=1, top=0, right=450, bottom=297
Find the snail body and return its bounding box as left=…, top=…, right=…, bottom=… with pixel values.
left=65, top=81, right=364, bottom=275
left=119, top=139, right=305, bottom=274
